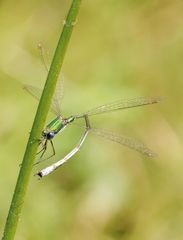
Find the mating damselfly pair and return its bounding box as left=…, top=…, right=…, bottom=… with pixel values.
left=24, top=78, right=160, bottom=178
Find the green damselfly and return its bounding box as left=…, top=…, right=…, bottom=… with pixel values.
left=24, top=80, right=160, bottom=178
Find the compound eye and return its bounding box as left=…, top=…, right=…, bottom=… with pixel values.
left=42, top=130, right=47, bottom=137
left=47, top=131, right=55, bottom=140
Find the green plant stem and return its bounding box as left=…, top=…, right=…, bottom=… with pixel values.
left=2, top=1, right=81, bottom=239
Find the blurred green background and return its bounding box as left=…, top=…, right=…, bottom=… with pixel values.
left=1, top=0, right=183, bottom=239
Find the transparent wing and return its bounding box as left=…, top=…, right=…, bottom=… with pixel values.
left=53, top=75, right=64, bottom=115
left=90, top=128, right=157, bottom=158
left=71, top=121, right=157, bottom=158
left=75, top=97, right=161, bottom=118
left=24, top=75, right=64, bottom=116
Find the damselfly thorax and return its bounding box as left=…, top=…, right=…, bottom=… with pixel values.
left=43, top=116, right=75, bottom=138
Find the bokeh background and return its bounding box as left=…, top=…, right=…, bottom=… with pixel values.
left=1, top=0, right=183, bottom=239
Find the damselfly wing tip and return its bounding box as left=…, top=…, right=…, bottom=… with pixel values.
left=155, top=97, right=163, bottom=103
left=146, top=151, right=158, bottom=158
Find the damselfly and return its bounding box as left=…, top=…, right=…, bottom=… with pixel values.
left=24, top=79, right=160, bottom=178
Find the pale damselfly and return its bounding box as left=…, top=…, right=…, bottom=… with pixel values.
left=24, top=79, right=160, bottom=178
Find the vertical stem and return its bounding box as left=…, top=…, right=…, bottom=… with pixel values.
left=2, top=1, right=82, bottom=239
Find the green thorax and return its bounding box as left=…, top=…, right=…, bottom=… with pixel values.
left=46, top=116, right=75, bottom=134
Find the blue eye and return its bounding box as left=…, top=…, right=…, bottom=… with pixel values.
left=47, top=132, right=55, bottom=140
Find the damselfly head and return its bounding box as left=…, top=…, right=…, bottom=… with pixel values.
left=42, top=130, right=55, bottom=140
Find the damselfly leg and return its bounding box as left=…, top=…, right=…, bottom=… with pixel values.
left=34, top=139, right=56, bottom=166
